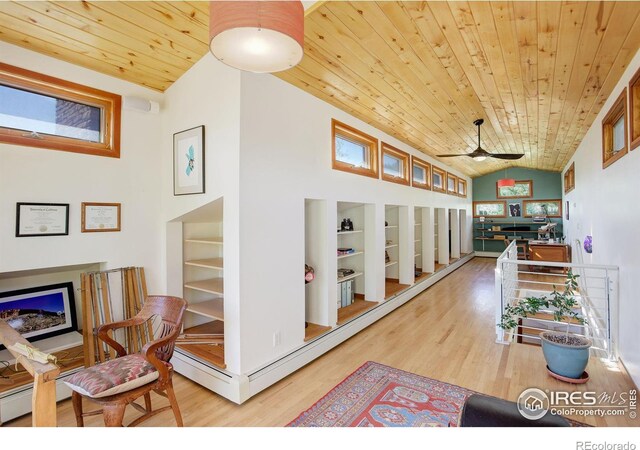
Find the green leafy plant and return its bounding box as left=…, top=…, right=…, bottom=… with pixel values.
left=498, top=270, right=586, bottom=342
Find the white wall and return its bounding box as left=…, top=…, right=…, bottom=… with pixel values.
left=563, top=48, right=640, bottom=387
left=237, top=72, right=472, bottom=373
left=0, top=42, right=165, bottom=293
left=160, top=54, right=243, bottom=373
left=0, top=42, right=474, bottom=379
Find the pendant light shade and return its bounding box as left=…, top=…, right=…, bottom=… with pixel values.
left=497, top=178, right=516, bottom=188
left=209, top=0, right=304, bottom=73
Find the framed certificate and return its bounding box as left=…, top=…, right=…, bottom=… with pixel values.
left=81, top=202, right=121, bottom=232
left=16, top=203, right=69, bottom=237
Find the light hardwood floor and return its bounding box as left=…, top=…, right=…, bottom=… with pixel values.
left=6, top=257, right=638, bottom=427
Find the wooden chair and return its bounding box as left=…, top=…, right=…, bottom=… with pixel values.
left=66, top=296, right=187, bottom=427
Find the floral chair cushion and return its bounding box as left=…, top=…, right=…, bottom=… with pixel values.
left=64, top=354, right=161, bottom=399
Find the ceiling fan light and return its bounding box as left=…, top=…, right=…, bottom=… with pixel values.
left=472, top=156, right=487, bottom=162
left=497, top=178, right=516, bottom=188
left=209, top=0, right=304, bottom=73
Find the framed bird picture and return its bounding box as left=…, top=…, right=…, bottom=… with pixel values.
left=174, top=125, right=205, bottom=195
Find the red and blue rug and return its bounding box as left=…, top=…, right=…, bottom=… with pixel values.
left=288, top=361, right=475, bottom=427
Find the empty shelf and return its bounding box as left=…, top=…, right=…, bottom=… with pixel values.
left=185, top=258, right=224, bottom=269
left=184, top=238, right=223, bottom=245
left=337, top=299, right=378, bottom=325
left=186, top=299, right=224, bottom=321
left=304, top=322, right=332, bottom=342
left=184, top=278, right=224, bottom=295
left=385, top=261, right=398, bottom=267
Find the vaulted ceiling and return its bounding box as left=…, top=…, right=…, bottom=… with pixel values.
left=279, top=1, right=640, bottom=176
left=1, top=1, right=639, bottom=176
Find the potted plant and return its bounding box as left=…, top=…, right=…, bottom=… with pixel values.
left=498, top=270, right=591, bottom=380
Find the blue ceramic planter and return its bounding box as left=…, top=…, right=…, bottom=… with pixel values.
left=540, top=332, right=591, bottom=379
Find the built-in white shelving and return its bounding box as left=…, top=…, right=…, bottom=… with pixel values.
left=184, top=258, right=224, bottom=270
left=179, top=207, right=226, bottom=370
left=184, top=238, right=223, bottom=245
left=184, top=278, right=224, bottom=295
left=336, top=201, right=369, bottom=322
left=337, top=271, right=364, bottom=283
left=337, top=251, right=364, bottom=260
left=186, top=298, right=224, bottom=321
left=337, top=229, right=363, bottom=235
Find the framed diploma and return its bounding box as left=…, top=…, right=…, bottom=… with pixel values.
left=16, top=203, right=69, bottom=237
left=81, top=202, right=121, bottom=232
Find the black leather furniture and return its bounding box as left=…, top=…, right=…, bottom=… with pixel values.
left=459, top=394, right=570, bottom=427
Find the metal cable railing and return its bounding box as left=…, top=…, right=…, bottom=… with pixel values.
left=495, top=240, right=619, bottom=360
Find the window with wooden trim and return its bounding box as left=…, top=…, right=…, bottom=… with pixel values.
left=446, top=172, right=457, bottom=195
left=564, top=162, right=575, bottom=194
left=602, top=89, right=627, bottom=169
left=332, top=119, right=379, bottom=179
left=380, top=142, right=410, bottom=185
left=457, top=179, right=467, bottom=197
left=411, top=156, right=431, bottom=190
left=432, top=166, right=446, bottom=193
left=0, top=62, right=121, bottom=158
left=630, top=67, right=640, bottom=151
left=473, top=201, right=507, bottom=218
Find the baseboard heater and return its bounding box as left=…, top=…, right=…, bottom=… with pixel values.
left=173, top=253, right=475, bottom=404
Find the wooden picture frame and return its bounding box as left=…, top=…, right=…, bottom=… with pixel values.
left=473, top=201, right=507, bottom=218
left=381, top=142, right=410, bottom=185
left=523, top=199, right=562, bottom=218
left=174, top=125, right=205, bottom=195
left=16, top=202, right=69, bottom=237
left=410, top=155, right=431, bottom=190
left=496, top=180, right=533, bottom=199
left=602, top=89, right=628, bottom=169
left=81, top=202, right=121, bottom=232
left=630, top=66, right=640, bottom=151
left=432, top=166, right=446, bottom=193
left=446, top=172, right=457, bottom=195
left=457, top=179, right=467, bottom=197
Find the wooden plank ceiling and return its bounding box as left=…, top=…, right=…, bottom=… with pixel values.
left=0, top=1, right=211, bottom=92
left=0, top=2, right=639, bottom=176
left=278, top=1, right=640, bottom=176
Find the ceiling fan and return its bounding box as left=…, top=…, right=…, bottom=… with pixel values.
left=437, top=119, right=524, bottom=161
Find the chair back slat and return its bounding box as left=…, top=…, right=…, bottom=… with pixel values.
left=139, top=296, right=186, bottom=362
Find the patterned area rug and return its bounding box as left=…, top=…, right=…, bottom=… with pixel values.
left=288, top=361, right=475, bottom=427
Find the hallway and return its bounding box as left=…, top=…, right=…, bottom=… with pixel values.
left=7, top=258, right=637, bottom=427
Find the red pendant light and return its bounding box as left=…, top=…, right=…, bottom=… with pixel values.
left=497, top=166, right=515, bottom=188
left=497, top=178, right=516, bottom=188
left=209, top=0, right=304, bottom=73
